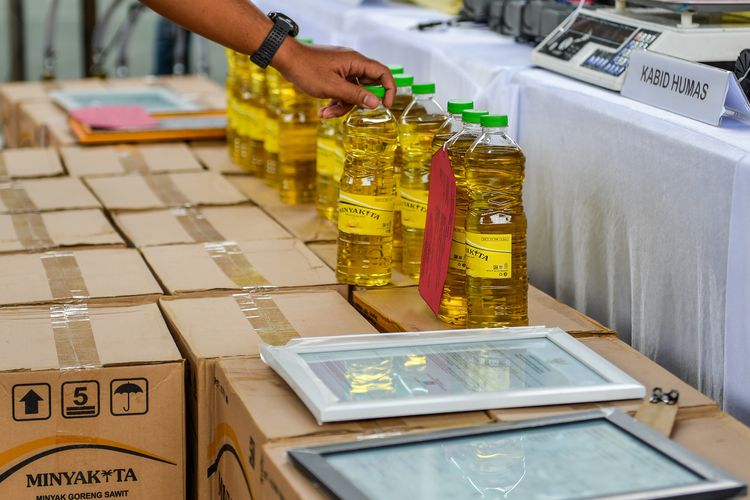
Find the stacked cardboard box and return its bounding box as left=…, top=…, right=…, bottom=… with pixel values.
left=0, top=248, right=162, bottom=307
left=190, top=141, right=247, bottom=175
left=0, top=303, right=185, bottom=499
left=0, top=147, right=65, bottom=178
left=212, top=357, right=492, bottom=500
left=142, top=239, right=343, bottom=297
left=230, top=176, right=338, bottom=243
left=113, top=206, right=292, bottom=248
left=159, top=290, right=379, bottom=499
left=85, top=171, right=248, bottom=212
left=60, top=143, right=204, bottom=177
left=0, top=177, right=101, bottom=213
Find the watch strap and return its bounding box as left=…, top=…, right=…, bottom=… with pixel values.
left=251, top=19, right=292, bottom=69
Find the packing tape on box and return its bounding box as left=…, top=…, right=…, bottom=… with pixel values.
left=204, top=241, right=272, bottom=289
left=50, top=303, right=101, bottom=369
left=41, top=251, right=90, bottom=300
left=143, top=173, right=192, bottom=207
left=0, top=180, right=37, bottom=213
left=233, top=294, right=299, bottom=346
left=173, top=207, right=224, bottom=242
left=11, top=212, right=55, bottom=250
left=118, top=148, right=150, bottom=175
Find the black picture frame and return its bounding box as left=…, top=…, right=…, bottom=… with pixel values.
left=289, top=409, right=746, bottom=500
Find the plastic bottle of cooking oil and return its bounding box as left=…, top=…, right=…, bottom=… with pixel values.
left=399, top=83, right=446, bottom=280
left=246, top=61, right=267, bottom=176
left=262, top=66, right=286, bottom=187
left=432, top=100, right=474, bottom=153
left=465, top=115, right=528, bottom=328
left=439, top=109, right=489, bottom=326
left=225, top=49, right=240, bottom=163
left=316, top=116, right=345, bottom=220
left=390, top=73, right=415, bottom=267
left=233, top=53, right=254, bottom=171
left=336, top=85, right=398, bottom=286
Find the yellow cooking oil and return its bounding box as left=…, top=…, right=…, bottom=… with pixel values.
left=246, top=62, right=267, bottom=176
left=438, top=109, right=489, bottom=326
left=316, top=116, right=345, bottom=220
left=346, top=357, right=395, bottom=396
left=399, top=82, right=446, bottom=280
left=465, top=114, right=528, bottom=328
left=432, top=100, right=474, bottom=153
left=276, top=38, right=318, bottom=204
left=390, top=73, right=415, bottom=266
left=233, top=53, right=253, bottom=171
left=336, top=85, right=398, bottom=287
left=262, top=66, right=288, bottom=187
left=225, top=49, right=240, bottom=164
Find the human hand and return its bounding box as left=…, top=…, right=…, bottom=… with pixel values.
left=273, top=39, right=396, bottom=118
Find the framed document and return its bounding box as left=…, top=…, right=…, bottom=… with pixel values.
left=289, top=409, right=746, bottom=500
left=260, top=327, right=645, bottom=423
left=50, top=87, right=202, bottom=113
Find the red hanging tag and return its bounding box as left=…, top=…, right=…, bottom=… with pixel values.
left=419, top=148, right=456, bottom=314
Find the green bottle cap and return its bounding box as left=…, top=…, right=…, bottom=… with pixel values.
left=480, top=115, right=509, bottom=127
left=412, top=83, right=436, bottom=95
left=447, top=100, right=474, bottom=114
left=388, top=65, right=405, bottom=74
left=462, top=109, right=489, bottom=123
left=363, top=85, right=386, bottom=99
left=394, top=74, right=414, bottom=87
left=297, top=37, right=314, bottom=45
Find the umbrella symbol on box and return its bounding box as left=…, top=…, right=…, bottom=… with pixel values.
left=114, top=382, right=143, bottom=412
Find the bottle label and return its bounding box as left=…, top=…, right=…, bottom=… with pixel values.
left=338, top=192, right=395, bottom=236
left=316, top=138, right=339, bottom=177
left=248, top=105, right=266, bottom=141
left=265, top=119, right=280, bottom=153
left=448, top=226, right=465, bottom=271
left=400, top=187, right=429, bottom=229
left=465, top=232, right=512, bottom=279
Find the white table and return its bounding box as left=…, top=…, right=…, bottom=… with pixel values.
left=262, top=0, right=750, bottom=423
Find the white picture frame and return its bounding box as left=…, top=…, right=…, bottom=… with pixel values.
left=260, top=327, right=645, bottom=423
left=50, top=86, right=202, bottom=113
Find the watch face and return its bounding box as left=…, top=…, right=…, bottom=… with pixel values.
left=269, top=12, right=300, bottom=37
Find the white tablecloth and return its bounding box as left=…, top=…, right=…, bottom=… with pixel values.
left=260, top=0, right=750, bottom=422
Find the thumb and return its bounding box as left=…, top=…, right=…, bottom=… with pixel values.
left=339, top=81, right=381, bottom=109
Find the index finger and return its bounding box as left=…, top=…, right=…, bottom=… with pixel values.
left=356, top=58, right=397, bottom=108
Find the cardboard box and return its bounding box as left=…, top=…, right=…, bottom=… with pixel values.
left=671, top=411, right=750, bottom=487
left=0, top=82, right=49, bottom=148
left=0, top=209, right=124, bottom=254
left=259, top=409, right=750, bottom=500
left=60, top=143, right=205, bottom=177
left=142, top=239, right=343, bottom=297
left=488, top=335, right=717, bottom=422
left=352, top=285, right=612, bottom=335
left=17, top=101, right=69, bottom=147
left=159, top=290, right=378, bottom=500
left=0, top=177, right=101, bottom=214
left=85, top=171, right=248, bottom=211
left=190, top=141, right=247, bottom=175
left=212, top=357, right=492, bottom=500
left=0, top=248, right=162, bottom=307
left=112, top=205, right=292, bottom=248
left=308, top=241, right=417, bottom=287
left=0, top=302, right=185, bottom=499
left=0, top=148, right=64, bottom=178
left=230, top=176, right=338, bottom=242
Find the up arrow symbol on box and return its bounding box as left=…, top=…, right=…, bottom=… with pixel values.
left=20, top=389, right=43, bottom=415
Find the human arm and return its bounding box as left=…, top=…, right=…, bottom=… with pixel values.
left=139, top=0, right=395, bottom=116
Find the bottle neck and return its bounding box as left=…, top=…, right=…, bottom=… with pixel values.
left=463, top=122, right=483, bottom=132
left=396, top=87, right=412, bottom=96
left=481, top=126, right=507, bottom=134
left=413, top=93, right=435, bottom=102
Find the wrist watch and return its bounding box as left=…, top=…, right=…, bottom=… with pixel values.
left=250, top=12, right=299, bottom=69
